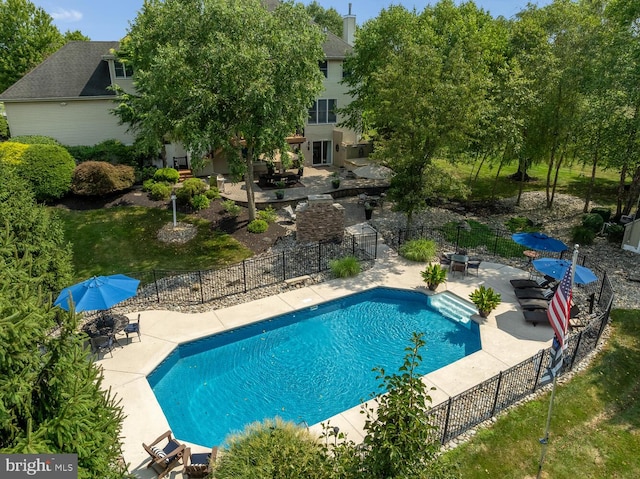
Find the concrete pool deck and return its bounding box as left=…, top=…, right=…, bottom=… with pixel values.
left=99, top=246, right=555, bottom=478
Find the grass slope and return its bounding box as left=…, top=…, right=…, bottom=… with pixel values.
left=443, top=309, right=640, bottom=478
left=55, top=207, right=252, bottom=281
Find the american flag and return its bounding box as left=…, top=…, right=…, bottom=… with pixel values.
left=547, top=265, right=573, bottom=350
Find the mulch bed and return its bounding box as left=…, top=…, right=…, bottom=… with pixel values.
left=54, top=187, right=288, bottom=255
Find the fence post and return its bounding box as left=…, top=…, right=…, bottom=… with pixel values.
left=352, top=234, right=356, bottom=256
left=280, top=251, right=285, bottom=281
left=455, top=225, right=462, bottom=251
left=153, top=270, right=160, bottom=303
left=569, top=331, right=583, bottom=371
left=442, top=397, right=453, bottom=445
left=533, top=350, right=545, bottom=392
left=493, top=229, right=500, bottom=256
left=198, top=270, right=204, bottom=303
left=318, top=242, right=322, bottom=272
left=598, top=271, right=607, bottom=304
left=491, top=371, right=503, bottom=416
left=375, top=231, right=378, bottom=259
left=242, top=260, right=248, bottom=293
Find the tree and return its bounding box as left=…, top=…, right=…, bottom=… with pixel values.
left=341, top=1, right=499, bottom=227
left=0, top=0, right=65, bottom=92
left=305, top=0, right=343, bottom=37
left=0, top=169, right=125, bottom=479
left=116, top=0, right=325, bottom=220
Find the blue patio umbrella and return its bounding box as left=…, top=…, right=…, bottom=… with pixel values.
left=512, top=232, right=568, bottom=252
left=532, top=258, right=598, bottom=285
left=54, top=274, right=140, bottom=312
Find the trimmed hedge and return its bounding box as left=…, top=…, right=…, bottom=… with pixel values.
left=247, top=219, right=268, bottom=233
left=176, top=178, right=207, bottom=205
left=71, top=161, right=135, bottom=196
left=10, top=135, right=61, bottom=145
left=0, top=143, right=76, bottom=201
left=190, top=194, right=210, bottom=210
left=0, top=115, right=8, bottom=140
left=153, top=167, right=180, bottom=184
left=149, top=182, right=172, bottom=200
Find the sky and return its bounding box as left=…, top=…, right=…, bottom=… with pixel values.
left=31, top=1, right=553, bottom=41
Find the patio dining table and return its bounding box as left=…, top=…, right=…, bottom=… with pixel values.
left=83, top=313, right=129, bottom=338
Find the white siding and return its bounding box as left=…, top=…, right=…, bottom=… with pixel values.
left=4, top=99, right=135, bottom=146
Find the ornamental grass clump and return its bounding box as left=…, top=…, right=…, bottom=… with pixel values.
left=329, top=256, right=361, bottom=278
left=399, top=239, right=437, bottom=262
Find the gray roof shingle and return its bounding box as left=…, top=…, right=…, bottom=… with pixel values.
left=0, top=41, right=119, bottom=101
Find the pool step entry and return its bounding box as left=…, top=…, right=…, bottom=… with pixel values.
left=428, top=292, right=477, bottom=324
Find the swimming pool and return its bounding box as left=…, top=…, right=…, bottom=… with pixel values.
left=147, top=287, right=481, bottom=446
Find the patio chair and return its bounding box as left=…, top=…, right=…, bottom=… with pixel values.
left=90, top=334, right=115, bottom=358
left=182, top=447, right=218, bottom=479
left=122, top=313, right=141, bottom=342
left=523, top=304, right=580, bottom=326
left=467, top=259, right=481, bottom=276
left=143, top=430, right=186, bottom=479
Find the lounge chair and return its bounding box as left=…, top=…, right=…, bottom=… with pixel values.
left=143, top=430, right=186, bottom=479
left=518, top=298, right=550, bottom=311
left=523, top=304, right=580, bottom=326
left=514, top=288, right=554, bottom=300
left=510, top=277, right=551, bottom=289
left=183, top=447, right=218, bottom=478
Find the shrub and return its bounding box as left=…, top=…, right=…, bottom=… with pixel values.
left=247, top=219, right=268, bottom=233
left=0, top=141, right=29, bottom=165
left=142, top=178, right=156, bottom=192
left=153, top=167, right=180, bottom=184
left=71, top=161, right=135, bottom=196
left=606, top=224, right=625, bottom=243
left=10, top=135, right=60, bottom=145
left=329, top=256, right=361, bottom=278
left=149, top=182, right=172, bottom=200
left=136, top=165, right=157, bottom=183
left=0, top=115, right=8, bottom=140
left=65, top=139, right=135, bottom=165
left=222, top=199, right=242, bottom=217
left=582, top=213, right=604, bottom=233
left=571, top=225, right=596, bottom=245
left=399, top=239, right=437, bottom=262
left=15, top=144, right=76, bottom=201
left=176, top=178, right=207, bottom=205
left=257, top=206, right=277, bottom=224
left=214, top=418, right=329, bottom=479
left=590, top=207, right=612, bottom=223
left=190, top=194, right=210, bottom=211
left=205, top=187, right=221, bottom=199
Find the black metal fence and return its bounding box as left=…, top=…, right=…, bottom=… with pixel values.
left=387, top=223, right=615, bottom=444
left=427, top=303, right=611, bottom=444
left=120, top=231, right=378, bottom=308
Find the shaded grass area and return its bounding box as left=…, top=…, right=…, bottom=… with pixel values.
left=440, top=220, right=527, bottom=258
left=442, top=158, right=620, bottom=208
left=54, top=207, right=252, bottom=281
left=442, top=309, right=640, bottom=478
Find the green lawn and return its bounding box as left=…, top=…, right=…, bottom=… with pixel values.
left=54, top=206, right=252, bottom=281
left=442, top=309, right=640, bottom=478
left=441, top=157, right=621, bottom=208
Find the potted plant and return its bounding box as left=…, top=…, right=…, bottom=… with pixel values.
left=420, top=264, right=447, bottom=291
left=275, top=189, right=284, bottom=200
left=364, top=202, right=374, bottom=220
left=469, top=285, right=501, bottom=318
left=331, top=172, right=341, bottom=189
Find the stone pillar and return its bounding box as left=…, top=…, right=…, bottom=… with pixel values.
left=296, top=195, right=345, bottom=243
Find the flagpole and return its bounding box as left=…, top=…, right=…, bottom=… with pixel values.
left=536, top=244, right=579, bottom=479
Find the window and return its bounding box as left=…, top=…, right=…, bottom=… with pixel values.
left=318, top=60, right=328, bottom=78
left=114, top=61, right=133, bottom=78
left=307, top=99, right=337, bottom=124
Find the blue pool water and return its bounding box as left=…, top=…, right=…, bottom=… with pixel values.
left=148, top=287, right=481, bottom=446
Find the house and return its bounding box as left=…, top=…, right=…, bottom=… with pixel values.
left=0, top=3, right=367, bottom=175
